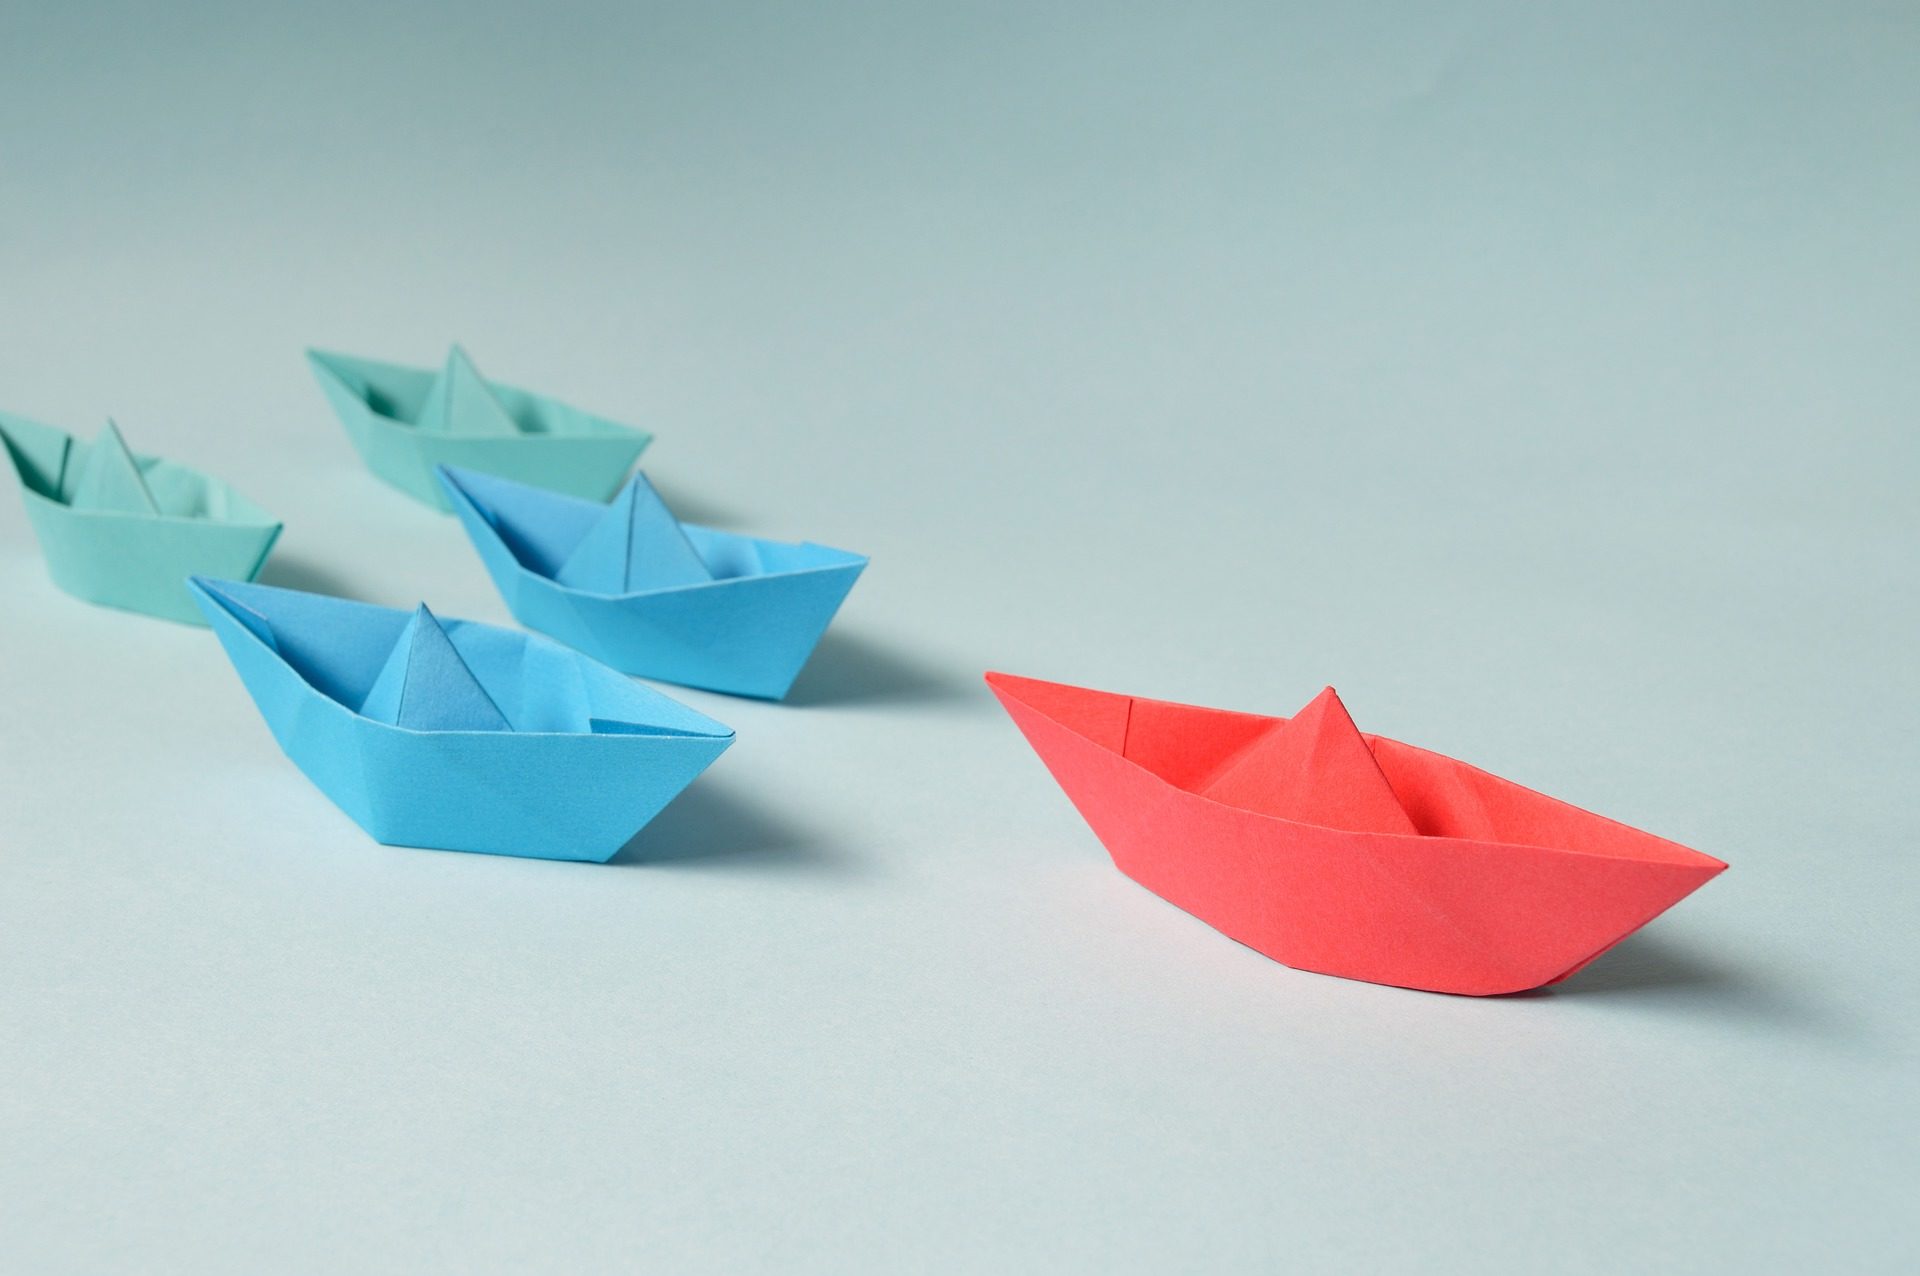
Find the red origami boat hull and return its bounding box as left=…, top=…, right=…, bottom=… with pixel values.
left=986, top=672, right=1726, bottom=996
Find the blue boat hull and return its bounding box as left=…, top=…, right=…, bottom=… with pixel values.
left=191, top=577, right=733, bottom=861
left=441, top=466, right=866, bottom=699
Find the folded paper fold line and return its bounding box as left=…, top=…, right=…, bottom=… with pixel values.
left=985, top=670, right=1726, bottom=996
left=359, top=603, right=512, bottom=732
left=414, top=345, right=520, bottom=438
left=71, top=420, right=159, bottom=515
left=1199, top=687, right=1418, bottom=835
left=552, top=472, right=713, bottom=593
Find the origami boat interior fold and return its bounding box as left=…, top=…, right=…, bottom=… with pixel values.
left=195, top=577, right=727, bottom=740
left=71, top=420, right=159, bottom=514
left=413, top=346, right=521, bottom=437
left=992, top=673, right=1714, bottom=867
left=452, top=465, right=860, bottom=593
left=551, top=473, right=715, bottom=592
left=1198, top=687, right=1419, bottom=835
left=1, top=413, right=280, bottom=526
left=359, top=603, right=513, bottom=732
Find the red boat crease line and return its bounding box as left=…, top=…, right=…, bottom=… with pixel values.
left=1355, top=836, right=1537, bottom=992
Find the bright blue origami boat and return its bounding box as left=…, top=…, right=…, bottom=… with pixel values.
left=190, top=576, right=733, bottom=861
left=437, top=465, right=868, bottom=700
left=306, top=345, right=651, bottom=512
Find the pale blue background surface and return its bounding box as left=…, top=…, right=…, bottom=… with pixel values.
left=1, top=4, right=1914, bottom=1272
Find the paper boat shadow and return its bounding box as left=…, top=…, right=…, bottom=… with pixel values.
left=1530, top=929, right=1868, bottom=1042
left=609, top=778, right=852, bottom=873
left=1536, top=929, right=1738, bottom=998
left=782, top=628, right=977, bottom=708
left=254, top=552, right=358, bottom=598
left=645, top=476, right=748, bottom=530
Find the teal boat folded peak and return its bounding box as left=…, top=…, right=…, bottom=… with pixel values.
left=190, top=576, right=733, bottom=861
left=1, top=412, right=281, bottom=624
left=307, top=344, right=652, bottom=511
left=438, top=464, right=867, bottom=700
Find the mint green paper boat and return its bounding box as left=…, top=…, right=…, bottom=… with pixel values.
left=306, top=345, right=653, bottom=512
left=0, top=412, right=282, bottom=625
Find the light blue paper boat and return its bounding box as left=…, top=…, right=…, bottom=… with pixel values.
left=306, top=345, right=652, bottom=512
left=1, top=412, right=281, bottom=624
left=190, top=576, right=733, bottom=861
left=438, top=464, right=868, bottom=700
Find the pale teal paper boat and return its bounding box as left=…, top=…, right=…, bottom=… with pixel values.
left=438, top=465, right=868, bottom=700
left=190, top=576, right=733, bottom=861
left=306, top=345, right=652, bottom=512
left=0, top=412, right=282, bottom=624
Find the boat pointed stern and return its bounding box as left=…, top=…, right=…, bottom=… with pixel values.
left=1520, top=820, right=1729, bottom=991
left=189, top=575, right=280, bottom=650
left=642, top=726, right=734, bottom=793
left=437, top=462, right=612, bottom=580
left=1373, top=834, right=1732, bottom=995
left=436, top=464, right=512, bottom=567
left=585, top=731, right=735, bottom=862
left=1602, top=846, right=1728, bottom=940
left=750, top=560, right=868, bottom=700
left=1535, top=852, right=1729, bottom=990
left=302, top=347, right=349, bottom=384
left=435, top=462, right=480, bottom=512
left=304, top=348, right=375, bottom=418
left=984, top=671, right=1132, bottom=754
left=307, top=348, right=387, bottom=466
left=186, top=575, right=350, bottom=779
left=238, top=520, right=284, bottom=583
left=0, top=410, right=73, bottom=498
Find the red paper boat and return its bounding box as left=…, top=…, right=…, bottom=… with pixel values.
left=986, top=672, right=1727, bottom=995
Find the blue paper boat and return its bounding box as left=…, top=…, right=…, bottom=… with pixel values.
left=306, top=345, right=652, bottom=512
left=438, top=464, right=867, bottom=700
left=1, top=411, right=281, bottom=624
left=190, top=576, right=733, bottom=861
